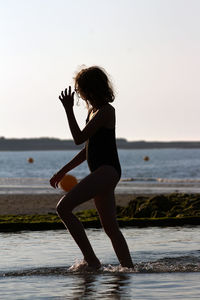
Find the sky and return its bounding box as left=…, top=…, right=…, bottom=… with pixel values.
left=1, top=0, right=200, bottom=141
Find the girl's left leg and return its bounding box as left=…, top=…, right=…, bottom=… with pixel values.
left=57, top=199, right=100, bottom=269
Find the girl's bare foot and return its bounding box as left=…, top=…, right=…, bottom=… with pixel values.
left=68, top=259, right=101, bottom=272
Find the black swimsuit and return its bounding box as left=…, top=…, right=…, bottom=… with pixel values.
left=85, top=111, right=121, bottom=179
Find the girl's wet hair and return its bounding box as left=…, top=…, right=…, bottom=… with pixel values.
left=74, top=66, right=115, bottom=107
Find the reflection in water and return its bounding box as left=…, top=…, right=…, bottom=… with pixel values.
left=70, top=273, right=131, bottom=299
left=1, top=271, right=200, bottom=300
left=65, top=274, right=95, bottom=299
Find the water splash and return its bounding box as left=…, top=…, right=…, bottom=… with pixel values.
left=1, top=256, right=200, bottom=277
left=68, top=259, right=101, bottom=273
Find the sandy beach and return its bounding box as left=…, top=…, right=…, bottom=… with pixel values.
left=0, top=193, right=135, bottom=215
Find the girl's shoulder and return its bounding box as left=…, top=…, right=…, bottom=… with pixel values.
left=99, top=104, right=115, bottom=128
left=90, top=104, right=114, bottom=118
left=86, top=104, right=115, bottom=124
left=100, top=103, right=115, bottom=114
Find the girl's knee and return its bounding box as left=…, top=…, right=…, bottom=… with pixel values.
left=56, top=195, right=72, bottom=216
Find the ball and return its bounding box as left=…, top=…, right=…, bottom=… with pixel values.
left=59, top=174, right=78, bottom=192
left=27, top=157, right=34, bottom=163
left=143, top=156, right=150, bottom=161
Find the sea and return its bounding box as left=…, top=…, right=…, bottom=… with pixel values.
left=0, top=148, right=200, bottom=299
left=0, top=148, right=200, bottom=195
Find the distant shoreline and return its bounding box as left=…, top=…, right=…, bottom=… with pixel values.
left=1, top=137, right=200, bottom=151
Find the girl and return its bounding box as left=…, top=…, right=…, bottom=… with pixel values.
left=50, top=66, right=133, bottom=270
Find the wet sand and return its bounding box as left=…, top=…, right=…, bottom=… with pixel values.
left=0, top=193, right=135, bottom=215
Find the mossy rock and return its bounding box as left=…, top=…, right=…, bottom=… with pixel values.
left=189, top=200, right=200, bottom=210
left=118, top=193, right=200, bottom=219
left=152, top=210, right=166, bottom=218
left=119, top=196, right=148, bottom=218
left=116, top=205, right=125, bottom=215
left=120, top=200, right=137, bottom=217
left=148, top=195, right=173, bottom=211
left=167, top=205, right=183, bottom=217
left=182, top=207, right=200, bottom=217
left=134, top=202, right=153, bottom=218
left=133, top=195, right=174, bottom=218
left=75, top=209, right=99, bottom=221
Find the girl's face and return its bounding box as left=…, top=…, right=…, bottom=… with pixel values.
left=75, top=85, right=95, bottom=107
left=75, top=87, right=91, bottom=108
left=78, top=91, right=88, bottom=103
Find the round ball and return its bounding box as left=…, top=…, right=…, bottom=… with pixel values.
left=59, top=174, right=78, bottom=192
left=27, top=157, right=34, bottom=163
left=143, top=156, right=150, bottom=161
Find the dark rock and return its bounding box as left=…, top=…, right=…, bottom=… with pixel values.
left=119, top=193, right=200, bottom=219
left=148, top=195, right=173, bottom=211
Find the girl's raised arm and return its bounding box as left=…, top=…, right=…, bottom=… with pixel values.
left=59, top=86, right=113, bottom=145
left=66, top=104, right=113, bottom=145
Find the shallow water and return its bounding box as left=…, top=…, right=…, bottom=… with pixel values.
left=1, top=227, right=200, bottom=299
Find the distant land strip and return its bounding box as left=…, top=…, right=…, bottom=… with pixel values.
left=0, top=137, right=200, bottom=151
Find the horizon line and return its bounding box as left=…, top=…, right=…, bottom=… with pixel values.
left=1, top=136, right=200, bottom=143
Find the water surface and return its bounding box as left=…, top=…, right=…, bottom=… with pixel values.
left=1, top=149, right=200, bottom=194
left=1, top=227, right=200, bottom=299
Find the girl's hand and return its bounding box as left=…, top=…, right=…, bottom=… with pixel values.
left=59, top=86, right=75, bottom=110
left=50, top=171, right=65, bottom=189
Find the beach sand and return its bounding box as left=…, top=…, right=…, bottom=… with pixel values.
left=0, top=193, right=135, bottom=215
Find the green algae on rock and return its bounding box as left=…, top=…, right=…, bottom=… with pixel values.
left=119, top=193, right=200, bottom=219
left=0, top=193, right=200, bottom=232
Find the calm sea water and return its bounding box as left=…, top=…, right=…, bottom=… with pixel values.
left=1, top=227, right=200, bottom=299
left=0, top=149, right=200, bottom=194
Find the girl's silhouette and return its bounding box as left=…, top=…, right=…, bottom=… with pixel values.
left=50, top=66, right=133, bottom=270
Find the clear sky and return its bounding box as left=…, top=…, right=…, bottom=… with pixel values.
left=1, top=0, right=200, bottom=141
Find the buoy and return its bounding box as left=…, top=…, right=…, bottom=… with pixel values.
left=143, top=156, right=149, bottom=161
left=27, top=157, right=34, bottom=163
left=59, top=174, right=78, bottom=192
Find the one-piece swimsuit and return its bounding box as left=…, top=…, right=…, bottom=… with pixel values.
left=85, top=110, right=121, bottom=179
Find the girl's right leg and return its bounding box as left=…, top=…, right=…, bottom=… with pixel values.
left=56, top=166, right=119, bottom=269
left=94, top=190, right=133, bottom=268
